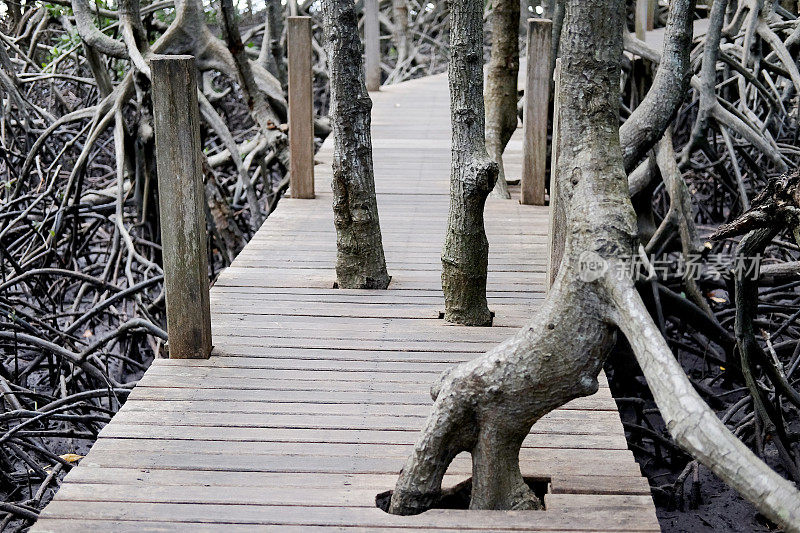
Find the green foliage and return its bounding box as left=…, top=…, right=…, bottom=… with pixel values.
left=43, top=31, right=81, bottom=67
left=204, top=6, right=217, bottom=25
left=43, top=2, right=72, bottom=17
left=155, top=7, right=177, bottom=24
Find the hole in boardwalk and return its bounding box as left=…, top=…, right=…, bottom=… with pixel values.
left=374, top=477, right=549, bottom=513
left=331, top=276, right=392, bottom=289
left=437, top=310, right=496, bottom=323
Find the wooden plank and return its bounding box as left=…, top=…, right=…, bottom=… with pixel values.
left=86, top=439, right=631, bottom=460
left=288, top=16, right=314, bottom=198
left=77, top=450, right=641, bottom=478
left=150, top=55, right=212, bottom=359
left=105, top=410, right=624, bottom=432
left=38, top=500, right=659, bottom=531
left=118, top=396, right=618, bottom=414
left=122, top=390, right=620, bottom=414
left=520, top=19, right=552, bottom=205
left=635, top=0, right=648, bottom=40
left=91, top=429, right=627, bottom=449
left=34, top=520, right=510, bottom=533
left=59, top=468, right=649, bottom=493
left=48, top=482, right=651, bottom=508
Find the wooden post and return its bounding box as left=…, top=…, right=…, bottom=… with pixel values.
left=364, top=0, right=381, bottom=91
left=288, top=16, right=315, bottom=199
left=635, top=0, right=648, bottom=40
left=546, top=59, right=565, bottom=290
left=520, top=18, right=552, bottom=206
left=647, top=0, right=656, bottom=30
left=150, top=55, right=212, bottom=359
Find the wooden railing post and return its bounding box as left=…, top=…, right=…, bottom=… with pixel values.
left=647, top=0, right=656, bottom=30
left=150, top=55, right=212, bottom=359
left=364, top=0, right=381, bottom=91
left=520, top=18, right=552, bottom=206
left=546, top=59, right=565, bottom=290
left=635, top=0, right=649, bottom=40
left=288, top=16, right=315, bottom=199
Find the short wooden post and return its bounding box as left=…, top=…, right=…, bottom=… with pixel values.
left=150, top=55, right=212, bottom=359
left=635, top=0, right=649, bottom=40
left=364, top=0, right=381, bottom=91
left=288, top=16, right=315, bottom=199
left=647, top=0, right=656, bottom=30
left=546, top=59, right=565, bottom=290
left=520, top=18, right=552, bottom=206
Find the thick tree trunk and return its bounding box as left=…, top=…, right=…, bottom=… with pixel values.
left=321, top=0, right=391, bottom=290
left=441, top=0, right=499, bottom=325
left=485, top=0, right=520, bottom=199
left=391, top=0, right=800, bottom=527
left=391, top=0, right=628, bottom=514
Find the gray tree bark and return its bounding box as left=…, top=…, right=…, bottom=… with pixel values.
left=441, top=0, right=499, bottom=326
left=390, top=0, right=800, bottom=527
left=548, top=0, right=565, bottom=91
left=321, top=0, right=391, bottom=290
left=485, top=0, right=520, bottom=199
left=619, top=0, right=694, bottom=172
left=391, top=0, right=626, bottom=513
left=259, top=0, right=287, bottom=87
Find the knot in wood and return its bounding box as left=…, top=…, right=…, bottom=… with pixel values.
left=465, top=157, right=499, bottom=194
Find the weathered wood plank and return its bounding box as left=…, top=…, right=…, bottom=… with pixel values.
left=37, top=500, right=659, bottom=531
left=58, top=468, right=650, bottom=494
left=150, top=55, right=212, bottom=359
left=288, top=16, right=314, bottom=198
left=122, top=389, right=619, bottom=413
left=521, top=19, right=552, bottom=206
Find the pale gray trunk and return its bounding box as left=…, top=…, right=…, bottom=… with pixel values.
left=321, top=0, right=391, bottom=290
left=548, top=0, right=564, bottom=89
left=392, top=0, right=410, bottom=65
left=619, top=0, right=694, bottom=172
left=217, top=0, right=268, bottom=227
left=441, top=0, right=499, bottom=326
left=485, top=0, right=520, bottom=199
left=259, top=0, right=287, bottom=87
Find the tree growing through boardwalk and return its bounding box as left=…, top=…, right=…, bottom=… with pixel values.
left=484, top=0, right=520, bottom=199
left=389, top=0, right=800, bottom=528
left=441, top=0, right=499, bottom=325
left=320, top=0, right=391, bottom=289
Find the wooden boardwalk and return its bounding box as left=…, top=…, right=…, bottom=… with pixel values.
left=34, top=72, right=659, bottom=531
